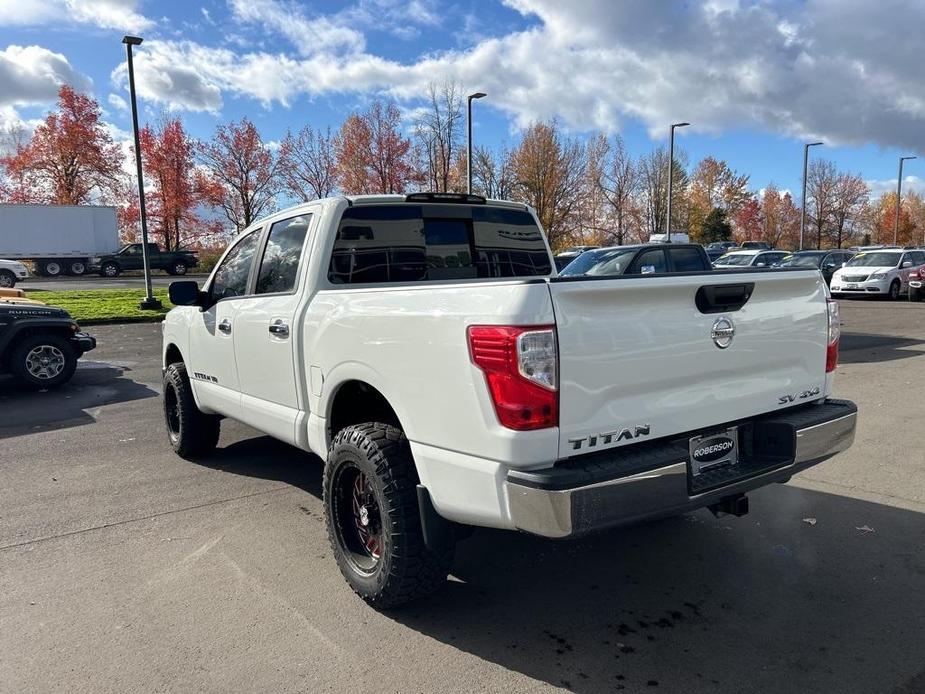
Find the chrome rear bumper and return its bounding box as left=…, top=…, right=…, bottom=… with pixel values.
left=506, top=400, right=857, bottom=539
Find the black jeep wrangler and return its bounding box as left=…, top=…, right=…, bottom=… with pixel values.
left=0, top=296, right=96, bottom=388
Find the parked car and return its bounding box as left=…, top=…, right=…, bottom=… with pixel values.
left=909, top=266, right=923, bottom=301
left=161, top=192, right=856, bottom=608
left=775, top=250, right=855, bottom=285
left=90, top=243, right=199, bottom=278
left=713, top=249, right=789, bottom=269
left=554, top=251, right=583, bottom=272
left=830, top=249, right=925, bottom=300
left=0, top=290, right=96, bottom=388
left=740, top=241, right=773, bottom=250
left=0, top=258, right=30, bottom=288
left=559, top=243, right=713, bottom=277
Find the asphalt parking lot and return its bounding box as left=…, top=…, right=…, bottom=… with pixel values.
left=1, top=299, right=924, bottom=693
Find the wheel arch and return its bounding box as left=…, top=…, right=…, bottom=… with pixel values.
left=327, top=378, right=406, bottom=443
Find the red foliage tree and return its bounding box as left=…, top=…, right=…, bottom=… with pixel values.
left=335, top=100, right=413, bottom=194
left=734, top=196, right=762, bottom=242
left=198, top=117, right=279, bottom=232
left=139, top=117, right=219, bottom=250
left=1, top=85, right=123, bottom=205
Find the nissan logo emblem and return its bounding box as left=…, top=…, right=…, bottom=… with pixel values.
left=711, top=316, right=735, bottom=349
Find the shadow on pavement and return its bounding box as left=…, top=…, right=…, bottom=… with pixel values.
left=0, top=361, right=157, bottom=439
left=195, top=438, right=925, bottom=693
left=198, top=435, right=324, bottom=497
left=391, top=486, right=925, bottom=693
left=839, top=332, right=925, bottom=364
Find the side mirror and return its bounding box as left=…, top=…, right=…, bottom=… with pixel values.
left=841, top=262, right=847, bottom=268
left=902, top=261, right=913, bottom=268
left=168, top=280, right=205, bottom=307
left=755, top=262, right=767, bottom=268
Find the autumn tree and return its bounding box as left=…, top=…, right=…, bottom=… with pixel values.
left=414, top=81, right=464, bottom=193
left=734, top=197, right=762, bottom=242
left=279, top=125, right=338, bottom=201
left=198, top=117, right=280, bottom=232
left=2, top=85, right=123, bottom=205
left=688, top=156, right=749, bottom=240
left=806, top=159, right=838, bottom=249
left=471, top=145, right=516, bottom=199
left=827, top=172, right=868, bottom=248
left=758, top=185, right=800, bottom=249
left=639, top=147, right=688, bottom=238
left=335, top=100, right=413, bottom=194
left=863, top=192, right=916, bottom=246
left=509, top=121, right=587, bottom=248
left=139, top=117, right=218, bottom=250
left=596, top=134, right=640, bottom=245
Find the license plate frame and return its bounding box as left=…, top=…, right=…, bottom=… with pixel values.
left=846, top=283, right=858, bottom=290
left=689, top=427, right=739, bottom=476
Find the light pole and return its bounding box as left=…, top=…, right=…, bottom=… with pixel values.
left=666, top=122, right=689, bottom=242
left=122, top=35, right=161, bottom=310
left=466, top=92, right=486, bottom=194
left=894, top=156, right=916, bottom=245
left=799, top=141, right=823, bottom=251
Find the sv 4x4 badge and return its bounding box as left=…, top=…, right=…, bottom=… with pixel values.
left=778, top=386, right=821, bottom=405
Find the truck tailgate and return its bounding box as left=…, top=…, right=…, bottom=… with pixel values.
left=548, top=270, right=828, bottom=460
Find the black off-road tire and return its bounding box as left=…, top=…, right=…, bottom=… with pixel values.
left=9, top=333, right=77, bottom=389
left=0, top=269, right=15, bottom=288
left=324, top=423, right=454, bottom=608
left=162, top=362, right=220, bottom=459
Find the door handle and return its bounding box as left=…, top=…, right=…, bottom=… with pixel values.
left=218, top=318, right=232, bottom=334
left=268, top=320, right=289, bottom=337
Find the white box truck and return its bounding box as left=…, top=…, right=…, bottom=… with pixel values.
left=0, top=204, right=120, bottom=276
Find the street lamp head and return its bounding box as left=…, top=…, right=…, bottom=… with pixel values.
left=671, top=122, right=690, bottom=128
left=901, top=155, right=917, bottom=161
left=808, top=141, right=823, bottom=147
left=469, top=92, right=487, bottom=100
left=122, top=35, right=143, bottom=45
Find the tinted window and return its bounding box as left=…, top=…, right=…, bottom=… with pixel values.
left=256, top=214, right=312, bottom=294
left=559, top=248, right=637, bottom=276
left=668, top=247, right=706, bottom=272
left=911, top=252, right=925, bottom=265
left=328, top=205, right=551, bottom=284
left=629, top=248, right=667, bottom=275
left=211, top=230, right=261, bottom=299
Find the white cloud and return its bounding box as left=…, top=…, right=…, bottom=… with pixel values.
left=107, top=93, right=128, bottom=112
left=0, top=0, right=152, bottom=31
left=108, top=0, right=925, bottom=153
left=0, top=45, right=92, bottom=108
left=228, top=0, right=366, bottom=56
left=867, top=176, right=925, bottom=199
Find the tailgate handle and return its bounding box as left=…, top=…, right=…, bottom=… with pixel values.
left=695, top=283, right=754, bottom=314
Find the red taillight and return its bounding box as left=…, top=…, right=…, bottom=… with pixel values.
left=468, top=325, right=558, bottom=430
left=826, top=298, right=840, bottom=373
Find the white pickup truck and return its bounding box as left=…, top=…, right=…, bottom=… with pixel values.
left=162, top=193, right=857, bottom=608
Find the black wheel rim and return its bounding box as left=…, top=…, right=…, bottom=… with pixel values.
left=331, top=462, right=384, bottom=575
left=164, top=383, right=181, bottom=442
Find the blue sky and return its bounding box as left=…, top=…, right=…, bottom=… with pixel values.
left=1, top=0, right=923, bottom=198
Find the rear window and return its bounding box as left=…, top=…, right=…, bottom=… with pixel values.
left=328, top=204, right=552, bottom=284
left=668, top=247, right=706, bottom=272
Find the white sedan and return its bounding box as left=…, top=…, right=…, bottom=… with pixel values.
left=830, top=249, right=925, bottom=300
left=713, top=249, right=789, bottom=269
left=0, top=259, right=30, bottom=288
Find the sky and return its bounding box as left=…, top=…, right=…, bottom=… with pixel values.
left=0, top=0, right=923, bottom=199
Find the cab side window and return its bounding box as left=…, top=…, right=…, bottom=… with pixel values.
left=256, top=214, right=312, bottom=294
left=211, top=230, right=261, bottom=300
left=911, top=251, right=925, bottom=266
left=628, top=248, right=667, bottom=275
